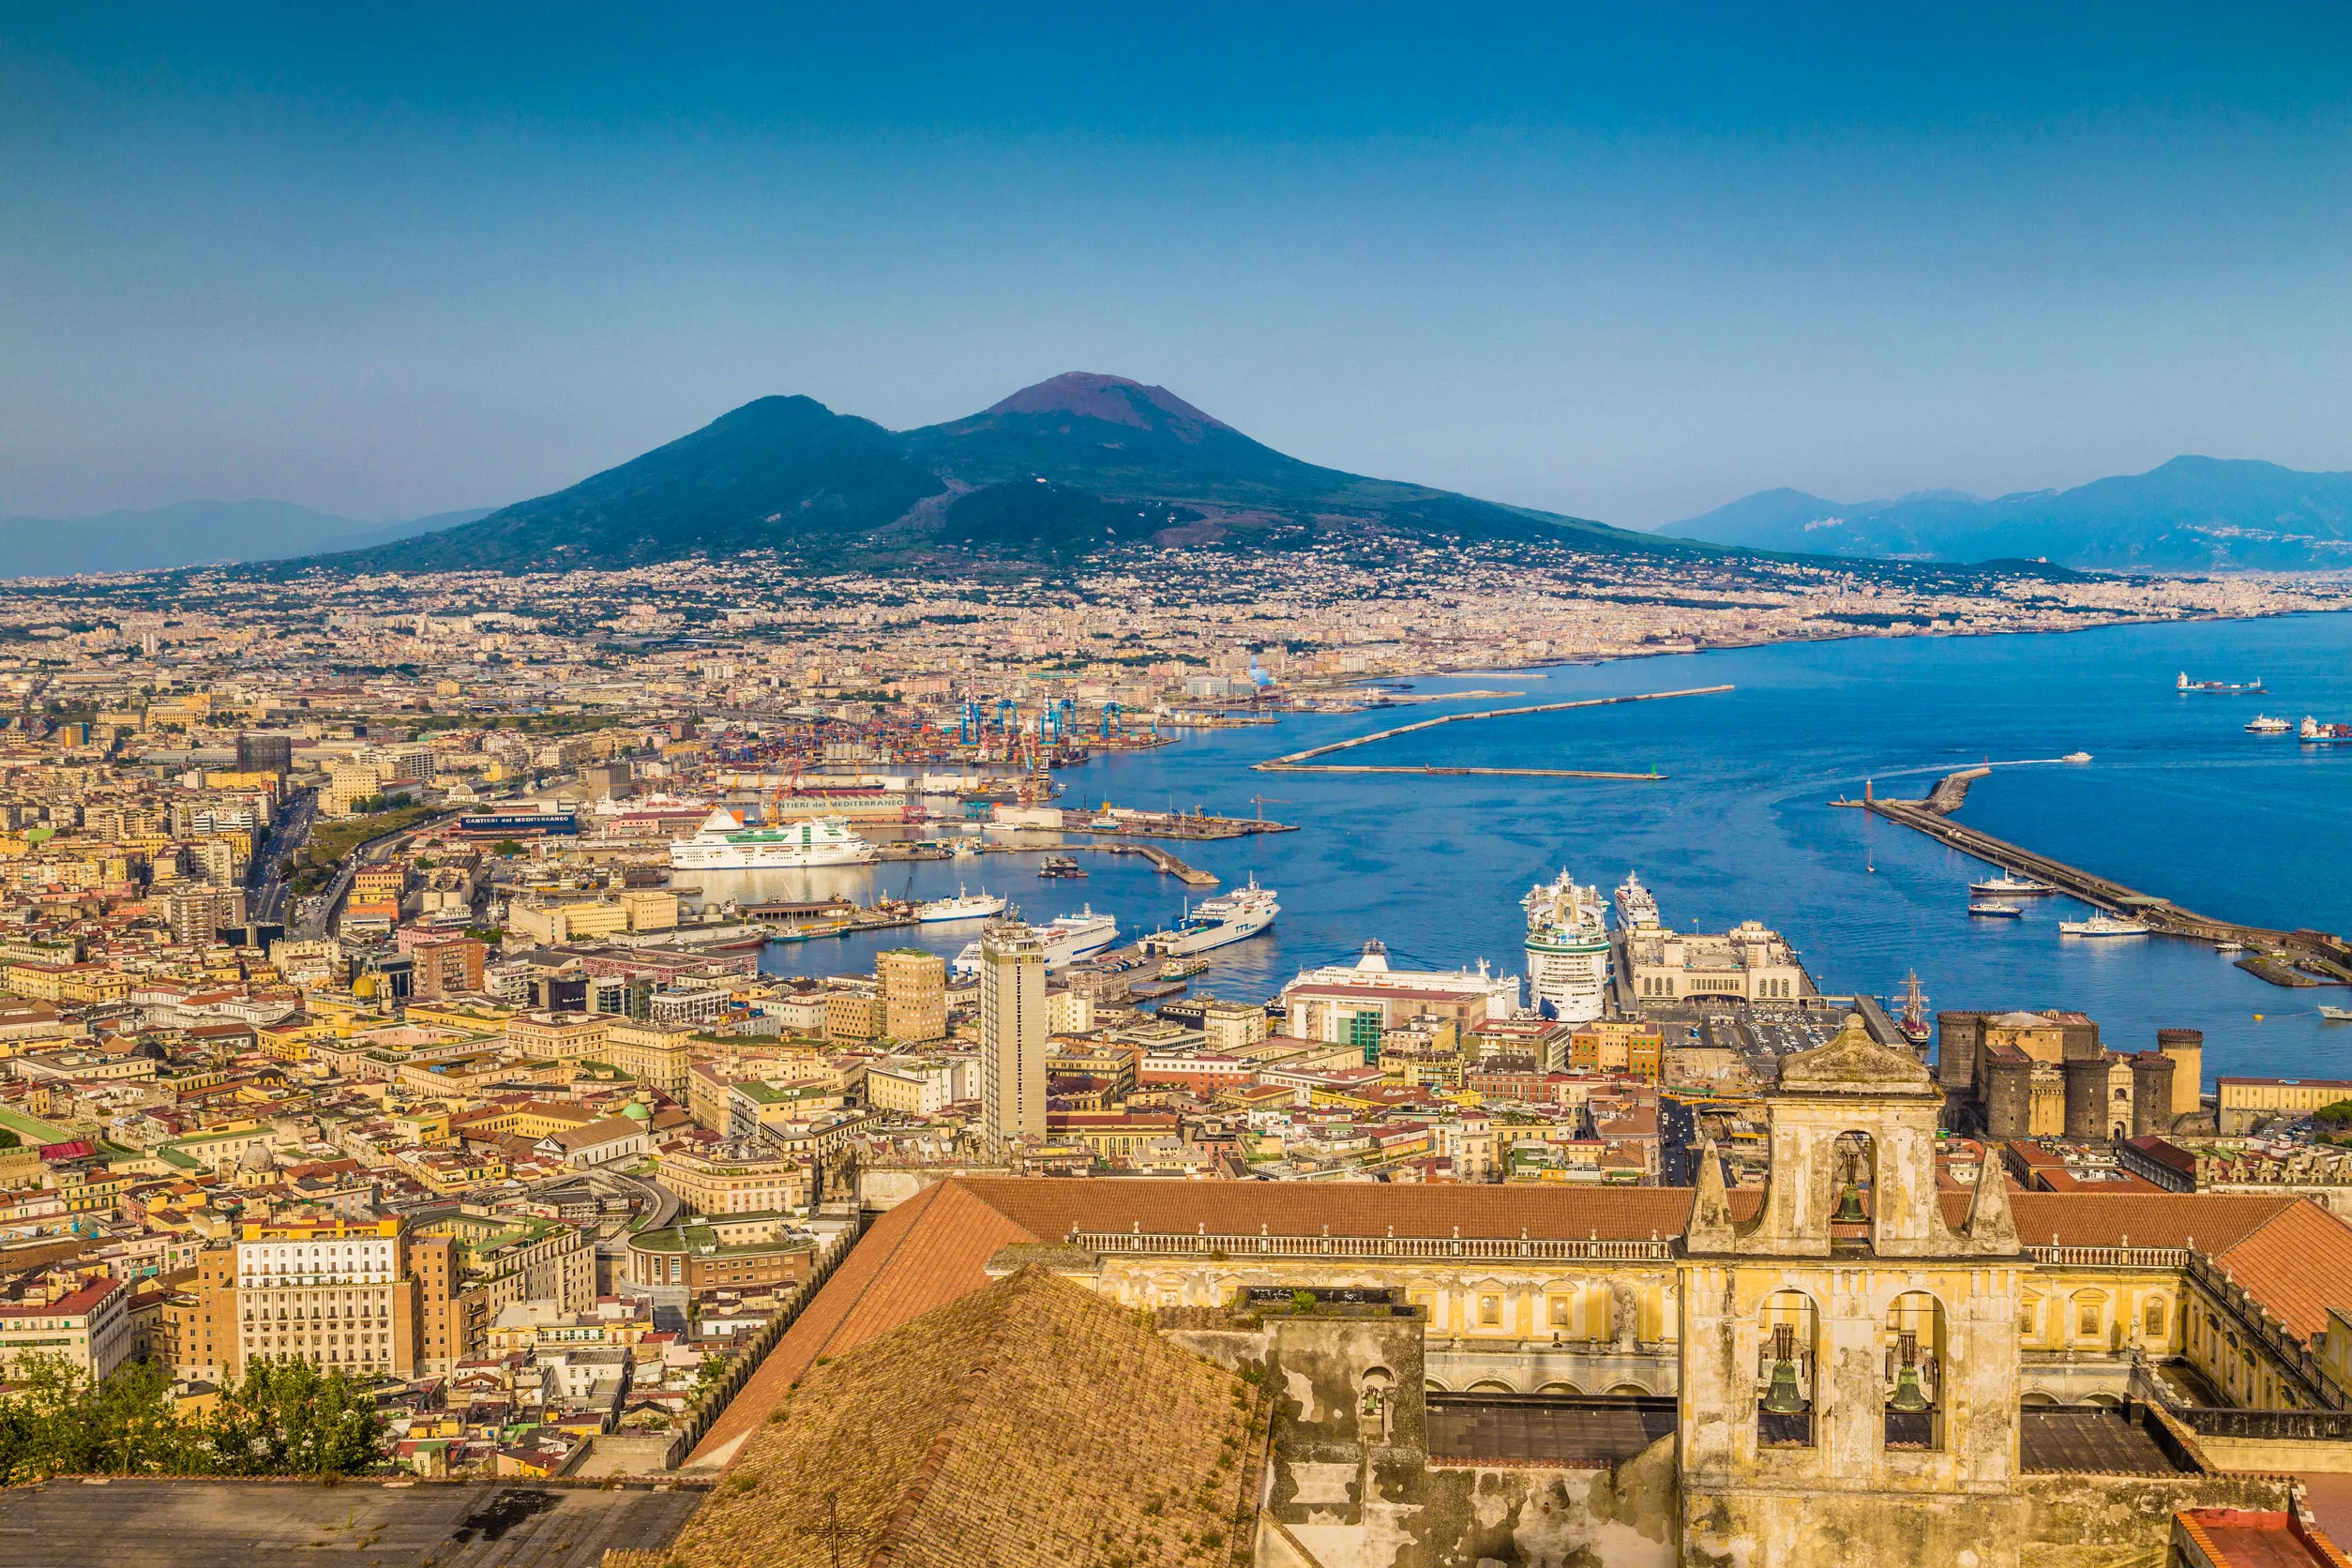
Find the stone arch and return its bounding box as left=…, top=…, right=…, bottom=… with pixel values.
left=1424, top=1379, right=1451, bottom=1393
left=1606, top=1381, right=1651, bottom=1396
left=1756, top=1288, right=1820, bottom=1448
left=2019, top=1390, right=2060, bottom=1407
left=1883, top=1289, right=1947, bottom=1450
left=2081, top=1393, right=2121, bottom=1409
left=1468, top=1379, right=1516, bottom=1394
left=1537, top=1381, right=1583, bottom=1395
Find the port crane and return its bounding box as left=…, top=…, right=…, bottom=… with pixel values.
left=1248, top=794, right=1290, bottom=822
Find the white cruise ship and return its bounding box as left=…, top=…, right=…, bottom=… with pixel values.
left=1140, top=875, right=1279, bottom=957
left=953, top=908, right=1119, bottom=974
left=668, top=808, right=876, bottom=870
left=1524, top=870, right=1610, bottom=1024
left=1614, top=871, right=1661, bottom=932
left=2058, top=914, right=2148, bottom=938
left=916, top=885, right=1007, bottom=923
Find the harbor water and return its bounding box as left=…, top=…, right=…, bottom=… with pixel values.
left=711, top=611, right=2352, bottom=1092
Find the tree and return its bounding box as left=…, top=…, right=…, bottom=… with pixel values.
left=195, top=1359, right=386, bottom=1476
left=493, top=839, right=524, bottom=857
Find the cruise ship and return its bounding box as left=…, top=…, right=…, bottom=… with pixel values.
left=2058, top=914, right=2148, bottom=938
left=668, top=809, right=876, bottom=870
left=1139, top=876, right=1279, bottom=957
left=2246, top=714, right=2291, bottom=733
left=952, top=908, right=1119, bottom=974
left=1614, top=871, right=1661, bottom=932
left=915, top=885, right=1007, bottom=923
left=1523, top=870, right=1610, bottom=1024
left=1969, top=874, right=2057, bottom=897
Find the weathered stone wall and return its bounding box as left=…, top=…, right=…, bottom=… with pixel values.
left=2015, top=1471, right=2291, bottom=1567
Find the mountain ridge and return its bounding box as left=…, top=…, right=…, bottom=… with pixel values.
left=306, top=372, right=1681, bottom=575
left=1666, top=456, right=2352, bottom=571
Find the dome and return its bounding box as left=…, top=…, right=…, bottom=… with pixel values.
left=621, top=1101, right=652, bottom=1123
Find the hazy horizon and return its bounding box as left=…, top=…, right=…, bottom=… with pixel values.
left=5, top=5, right=2349, bottom=529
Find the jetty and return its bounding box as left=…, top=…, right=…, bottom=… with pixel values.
left=1252, top=685, right=1733, bottom=777
left=980, top=840, right=1219, bottom=887
left=1860, top=767, right=2352, bottom=988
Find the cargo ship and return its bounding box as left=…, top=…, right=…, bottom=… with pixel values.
left=1523, top=870, right=1610, bottom=1025
left=952, top=908, right=1119, bottom=974
left=1139, top=876, right=1279, bottom=957
left=2178, top=672, right=2265, bottom=693
left=2300, top=716, right=2352, bottom=744
left=668, top=809, right=876, bottom=870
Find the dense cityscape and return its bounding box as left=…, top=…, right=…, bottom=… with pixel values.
left=0, top=539, right=2346, bottom=1566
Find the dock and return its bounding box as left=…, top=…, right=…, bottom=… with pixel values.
left=1861, top=768, right=2352, bottom=987
left=1253, top=685, right=1733, bottom=776
left=979, top=840, right=1220, bottom=887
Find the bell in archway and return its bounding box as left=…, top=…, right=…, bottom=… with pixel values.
left=1888, top=1330, right=1931, bottom=1411
left=1762, top=1323, right=1808, bottom=1413
left=1833, top=1176, right=1867, bottom=1223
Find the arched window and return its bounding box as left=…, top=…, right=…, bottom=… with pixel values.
left=1756, top=1289, right=1818, bottom=1449
left=2143, top=1298, right=2167, bottom=1338
left=1884, top=1291, right=1947, bottom=1450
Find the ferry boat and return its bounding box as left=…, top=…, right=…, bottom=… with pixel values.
left=1968, top=902, right=2024, bottom=919
left=914, top=885, right=1006, bottom=923
left=1139, top=876, right=1280, bottom=957
left=1523, top=870, right=1610, bottom=1025
left=1614, top=871, right=1662, bottom=931
left=2246, top=715, right=2292, bottom=734
left=2300, top=716, right=2352, bottom=744
left=952, top=908, right=1119, bottom=974
left=1969, top=874, right=2057, bottom=897
left=2179, top=672, right=2265, bottom=693
left=668, top=808, right=876, bottom=870
left=2058, top=914, right=2148, bottom=938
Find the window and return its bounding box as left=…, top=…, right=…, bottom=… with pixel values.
left=1477, top=1295, right=1501, bottom=1328
left=2077, top=1297, right=2103, bottom=1337
left=2143, top=1300, right=2166, bottom=1337
left=1548, top=1296, right=1571, bottom=1329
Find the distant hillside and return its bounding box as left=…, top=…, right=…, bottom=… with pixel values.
left=0, top=500, right=489, bottom=579
left=1666, top=458, right=2352, bottom=571
left=315, top=372, right=1687, bottom=574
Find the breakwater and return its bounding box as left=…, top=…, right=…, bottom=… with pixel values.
left=1253, top=685, right=1733, bottom=776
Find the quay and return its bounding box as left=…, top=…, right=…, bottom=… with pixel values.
left=1253, top=685, right=1732, bottom=775
left=979, top=840, right=1220, bottom=887
left=1859, top=767, right=2352, bottom=988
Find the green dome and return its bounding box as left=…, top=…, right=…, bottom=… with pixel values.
left=621, top=1101, right=652, bottom=1123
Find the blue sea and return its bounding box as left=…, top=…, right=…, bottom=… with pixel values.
left=716, top=611, right=2352, bottom=1093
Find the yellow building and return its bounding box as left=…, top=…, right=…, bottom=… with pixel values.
left=877, top=948, right=947, bottom=1043
left=2217, top=1076, right=2352, bottom=1135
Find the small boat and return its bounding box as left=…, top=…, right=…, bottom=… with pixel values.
left=770, top=918, right=851, bottom=942
left=1968, top=902, right=2024, bottom=919
left=2061, top=751, right=2092, bottom=763
left=1039, top=855, right=1087, bottom=879
left=1158, top=957, right=1210, bottom=981
left=2059, top=915, right=2148, bottom=938
left=2245, top=715, right=2291, bottom=734
left=2319, top=1005, right=2352, bottom=1022
left=2214, top=940, right=2244, bottom=954
left=1970, top=875, right=2057, bottom=897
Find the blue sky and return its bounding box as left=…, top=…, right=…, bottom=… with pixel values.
left=3, top=3, right=2348, bottom=525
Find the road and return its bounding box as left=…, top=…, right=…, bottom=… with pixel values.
left=245, top=786, right=318, bottom=926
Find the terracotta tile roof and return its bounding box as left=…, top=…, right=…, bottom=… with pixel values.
left=957, top=1174, right=1698, bottom=1244
left=669, top=1268, right=1263, bottom=1568
left=2005, top=1192, right=2303, bottom=1252
left=686, top=1180, right=1034, bottom=1469
left=2205, top=1199, right=2352, bottom=1339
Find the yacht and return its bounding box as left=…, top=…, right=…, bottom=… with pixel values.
left=1139, top=876, right=1280, bottom=957
left=2058, top=914, right=2148, bottom=938
left=1523, top=870, right=1610, bottom=1025
left=952, top=908, right=1119, bottom=974
left=915, top=885, right=1006, bottom=923
left=668, top=808, right=875, bottom=870
left=2246, top=715, right=2291, bottom=734
left=1614, top=871, right=1661, bottom=931
left=1969, top=874, right=2057, bottom=897
left=1968, top=902, right=2024, bottom=919
left=2319, top=1005, right=2352, bottom=1022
